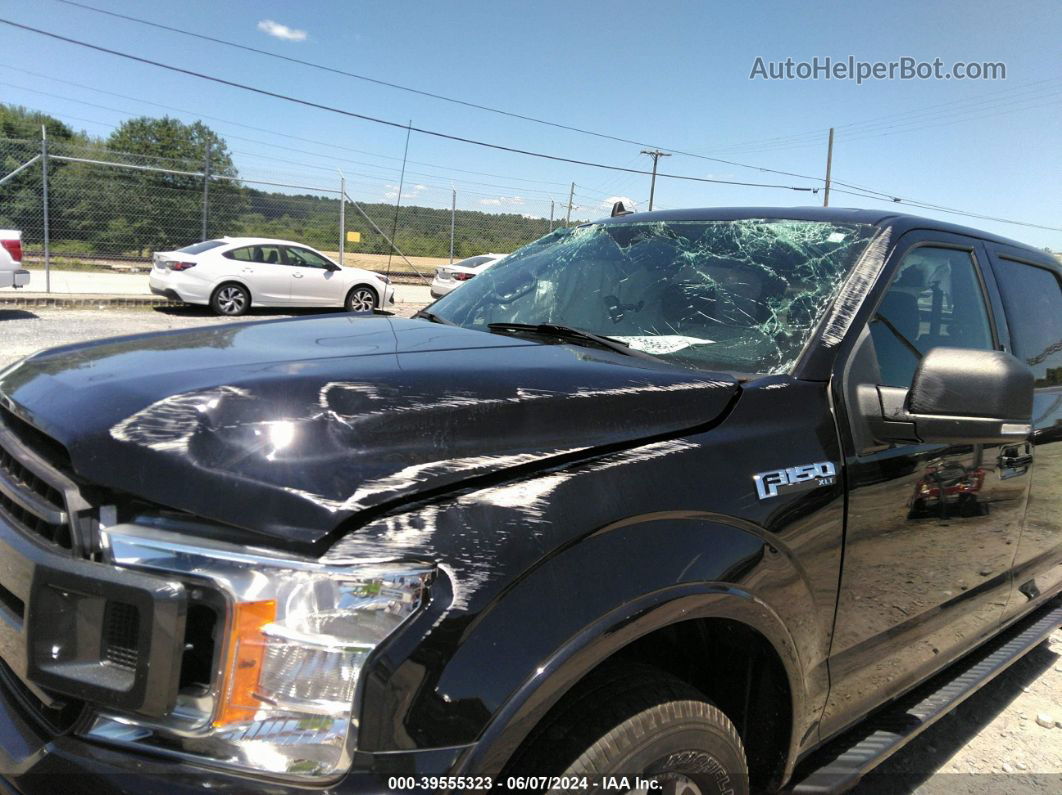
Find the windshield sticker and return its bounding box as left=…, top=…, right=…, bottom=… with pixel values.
left=613, top=335, right=716, bottom=355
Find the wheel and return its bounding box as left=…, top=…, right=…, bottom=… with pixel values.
left=511, top=665, right=748, bottom=795
left=345, top=285, right=378, bottom=312
left=211, top=283, right=250, bottom=316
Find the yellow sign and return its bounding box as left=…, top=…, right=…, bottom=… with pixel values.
left=346, top=231, right=361, bottom=243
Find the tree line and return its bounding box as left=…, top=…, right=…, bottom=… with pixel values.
left=0, top=105, right=575, bottom=261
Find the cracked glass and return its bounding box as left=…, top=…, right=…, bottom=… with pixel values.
left=430, top=219, right=879, bottom=374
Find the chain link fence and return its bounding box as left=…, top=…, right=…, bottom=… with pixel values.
left=0, top=134, right=584, bottom=286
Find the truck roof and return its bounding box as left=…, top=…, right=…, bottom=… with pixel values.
left=594, top=206, right=1053, bottom=263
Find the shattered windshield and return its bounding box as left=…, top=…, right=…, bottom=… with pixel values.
left=429, top=218, right=879, bottom=374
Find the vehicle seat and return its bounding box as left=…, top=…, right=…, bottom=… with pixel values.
left=266, top=250, right=279, bottom=264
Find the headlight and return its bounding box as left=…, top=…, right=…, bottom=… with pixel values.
left=85, top=524, right=431, bottom=781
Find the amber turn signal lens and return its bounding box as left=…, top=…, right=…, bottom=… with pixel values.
left=214, top=600, right=276, bottom=727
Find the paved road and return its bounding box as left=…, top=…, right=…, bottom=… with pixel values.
left=19, top=267, right=433, bottom=304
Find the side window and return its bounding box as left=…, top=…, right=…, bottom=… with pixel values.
left=993, top=259, right=1062, bottom=388
left=224, top=246, right=253, bottom=262
left=286, top=247, right=333, bottom=269
left=252, top=245, right=284, bottom=265
left=870, top=246, right=994, bottom=388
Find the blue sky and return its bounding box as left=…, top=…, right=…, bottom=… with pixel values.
left=1, top=0, right=1059, bottom=248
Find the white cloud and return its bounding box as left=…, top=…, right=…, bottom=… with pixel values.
left=257, top=19, right=308, bottom=42
left=602, top=196, right=637, bottom=211
left=383, top=183, right=428, bottom=201
left=478, top=195, right=525, bottom=207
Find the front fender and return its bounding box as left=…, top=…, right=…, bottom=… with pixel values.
left=358, top=515, right=828, bottom=768
left=455, top=579, right=805, bottom=779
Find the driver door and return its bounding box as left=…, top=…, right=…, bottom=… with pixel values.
left=824, top=232, right=1030, bottom=735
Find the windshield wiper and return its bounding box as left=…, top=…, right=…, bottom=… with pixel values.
left=487, top=322, right=659, bottom=361
left=413, top=309, right=457, bottom=326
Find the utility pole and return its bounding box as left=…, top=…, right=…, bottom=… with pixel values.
left=449, top=187, right=456, bottom=264
left=549, top=199, right=555, bottom=232
left=339, top=171, right=346, bottom=265
left=641, top=149, right=670, bottom=211
left=565, top=182, right=575, bottom=225
left=41, top=125, right=50, bottom=293
left=200, top=140, right=211, bottom=240
left=822, top=127, right=834, bottom=208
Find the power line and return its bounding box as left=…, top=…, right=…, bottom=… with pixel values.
left=0, top=64, right=576, bottom=189
left=34, top=0, right=1062, bottom=215
left=5, top=20, right=1059, bottom=234
left=53, top=0, right=1062, bottom=197
left=701, top=78, right=1062, bottom=155
left=46, top=0, right=844, bottom=187
left=828, top=187, right=1062, bottom=232
left=0, top=78, right=642, bottom=199
left=713, top=89, right=1062, bottom=155
left=0, top=19, right=819, bottom=194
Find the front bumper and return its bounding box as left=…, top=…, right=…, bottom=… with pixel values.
left=0, top=682, right=469, bottom=793
left=0, top=511, right=466, bottom=793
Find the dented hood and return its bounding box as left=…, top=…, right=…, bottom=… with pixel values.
left=0, top=315, right=737, bottom=544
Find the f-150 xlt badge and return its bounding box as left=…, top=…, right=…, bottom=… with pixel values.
left=754, top=461, right=837, bottom=500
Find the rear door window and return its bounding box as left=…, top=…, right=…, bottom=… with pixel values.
left=252, top=245, right=285, bottom=265
left=992, top=258, right=1062, bottom=387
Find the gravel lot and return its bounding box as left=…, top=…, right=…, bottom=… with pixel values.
left=0, top=305, right=1058, bottom=790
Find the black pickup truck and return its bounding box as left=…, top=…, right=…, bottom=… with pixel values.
left=0, top=208, right=1059, bottom=794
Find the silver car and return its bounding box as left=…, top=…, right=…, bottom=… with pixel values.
left=430, top=253, right=507, bottom=298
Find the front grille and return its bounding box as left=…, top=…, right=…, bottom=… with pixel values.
left=0, top=407, right=85, bottom=553
left=102, top=601, right=140, bottom=671
left=0, top=657, right=86, bottom=736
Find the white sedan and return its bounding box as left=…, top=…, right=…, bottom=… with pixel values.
left=1, top=229, right=30, bottom=289
left=149, top=237, right=395, bottom=316
left=430, top=253, right=507, bottom=298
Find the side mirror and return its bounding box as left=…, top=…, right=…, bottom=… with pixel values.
left=874, top=347, right=1033, bottom=444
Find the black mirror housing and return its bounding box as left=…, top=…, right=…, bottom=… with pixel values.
left=874, top=347, right=1033, bottom=445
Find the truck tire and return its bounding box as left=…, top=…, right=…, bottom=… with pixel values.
left=512, top=664, right=748, bottom=795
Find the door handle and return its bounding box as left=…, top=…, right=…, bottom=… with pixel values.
left=292, top=273, right=304, bottom=278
